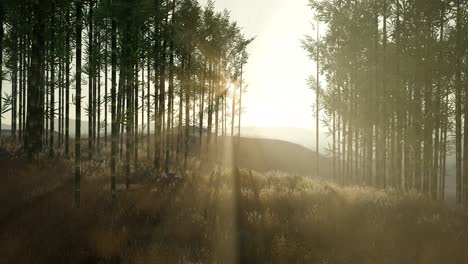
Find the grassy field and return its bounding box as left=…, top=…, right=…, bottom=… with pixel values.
left=1, top=154, right=468, bottom=264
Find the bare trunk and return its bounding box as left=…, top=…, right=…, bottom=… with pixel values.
left=49, top=12, right=55, bottom=158
left=26, top=0, right=46, bottom=156
left=111, top=0, right=117, bottom=199
left=316, top=19, right=320, bottom=177
left=455, top=0, right=462, bottom=205
left=74, top=0, right=83, bottom=208
left=88, top=0, right=94, bottom=159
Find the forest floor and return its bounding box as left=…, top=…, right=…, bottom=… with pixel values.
left=1, top=149, right=468, bottom=264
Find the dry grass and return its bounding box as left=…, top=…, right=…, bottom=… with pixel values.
left=0, top=155, right=467, bottom=264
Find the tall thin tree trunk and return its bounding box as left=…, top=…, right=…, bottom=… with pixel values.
left=88, top=0, right=94, bottom=159
left=316, top=19, right=320, bottom=177
left=110, top=0, right=117, bottom=199
left=92, top=24, right=98, bottom=155
left=45, top=59, right=49, bottom=147
left=395, top=0, right=402, bottom=189
left=49, top=13, right=55, bottom=158
left=134, top=59, right=138, bottom=165
left=231, top=82, right=235, bottom=137
left=441, top=91, right=448, bottom=200
left=165, top=0, right=176, bottom=174
left=153, top=0, right=161, bottom=169
left=147, top=56, right=151, bottom=158
left=25, top=0, right=46, bottom=156
left=157, top=27, right=167, bottom=171
left=97, top=56, right=101, bottom=154
left=12, top=25, right=18, bottom=142
left=433, top=11, right=444, bottom=199
left=184, top=54, right=191, bottom=168
left=23, top=36, right=29, bottom=144
left=333, top=111, right=336, bottom=183
left=462, top=2, right=468, bottom=206
left=126, top=15, right=137, bottom=187
left=18, top=37, right=23, bottom=143
left=117, top=60, right=125, bottom=159
left=455, top=0, right=462, bottom=205
left=177, top=57, right=184, bottom=163
left=104, top=24, right=108, bottom=148
left=381, top=1, right=388, bottom=189
left=142, top=61, right=145, bottom=157
left=423, top=23, right=434, bottom=196
left=65, top=6, right=71, bottom=155
left=74, top=0, right=83, bottom=208
left=125, top=32, right=133, bottom=190
left=237, top=62, right=243, bottom=144
left=200, top=61, right=206, bottom=149
left=58, top=57, right=62, bottom=148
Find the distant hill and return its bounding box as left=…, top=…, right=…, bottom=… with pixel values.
left=234, top=136, right=332, bottom=178
left=0, top=124, right=11, bottom=130
left=0, top=124, right=330, bottom=147
left=240, top=126, right=331, bottom=154
left=2, top=121, right=100, bottom=137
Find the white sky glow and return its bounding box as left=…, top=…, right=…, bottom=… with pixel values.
left=201, top=0, right=317, bottom=129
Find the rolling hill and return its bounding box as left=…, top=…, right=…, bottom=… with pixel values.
left=234, top=136, right=332, bottom=178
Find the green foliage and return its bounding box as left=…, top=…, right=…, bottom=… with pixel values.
left=1, top=92, right=11, bottom=116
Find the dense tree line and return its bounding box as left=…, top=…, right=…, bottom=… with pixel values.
left=304, top=0, right=468, bottom=203
left=0, top=0, right=251, bottom=207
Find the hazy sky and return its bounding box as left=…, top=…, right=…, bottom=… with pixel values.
left=200, top=0, right=317, bottom=129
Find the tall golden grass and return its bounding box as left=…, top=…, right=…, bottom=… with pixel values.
left=0, top=156, right=467, bottom=263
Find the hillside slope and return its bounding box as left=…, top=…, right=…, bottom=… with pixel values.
left=234, top=137, right=332, bottom=178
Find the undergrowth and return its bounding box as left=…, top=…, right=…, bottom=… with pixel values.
left=0, top=156, right=467, bottom=264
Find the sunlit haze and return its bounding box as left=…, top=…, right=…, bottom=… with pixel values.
left=200, top=0, right=316, bottom=128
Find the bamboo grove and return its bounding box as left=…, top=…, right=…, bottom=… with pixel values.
left=304, top=0, right=468, bottom=203
left=0, top=0, right=252, bottom=206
